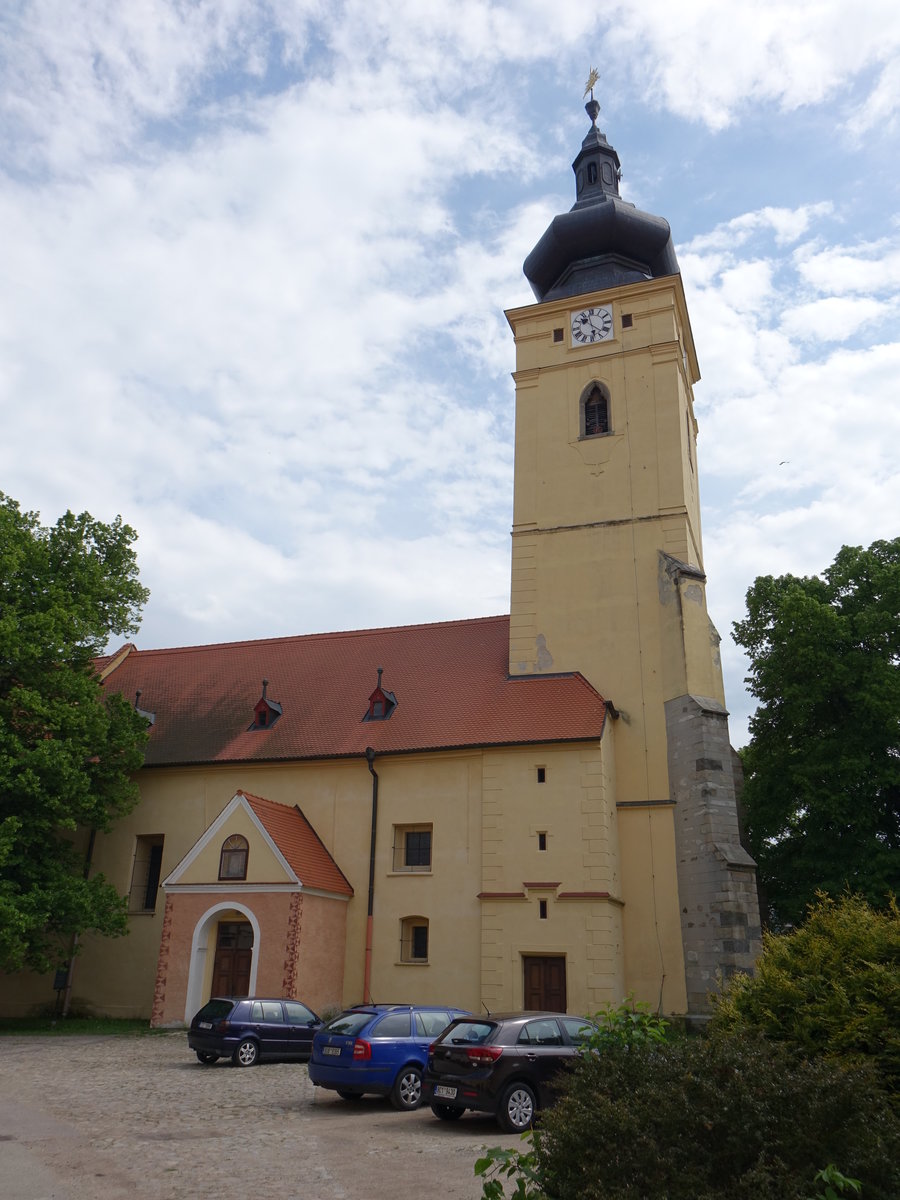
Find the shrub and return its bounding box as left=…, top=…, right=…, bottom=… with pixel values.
left=534, top=1033, right=900, bottom=1200
left=588, top=994, right=670, bottom=1050
left=711, top=892, right=900, bottom=1097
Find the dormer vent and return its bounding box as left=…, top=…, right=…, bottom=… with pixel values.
left=134, top=689, right=156, bottom=726
left=250, top=679, right=282, bottom=731
left=363, top=666, right=397, bottom=722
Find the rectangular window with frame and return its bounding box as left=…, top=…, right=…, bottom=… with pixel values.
left=400, top=917, right=429, bottom=962
left=392, top=824, right=432, bottom=872
left=128, top=835, right=164, bottom=914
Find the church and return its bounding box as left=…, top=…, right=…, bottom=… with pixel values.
left=5, top=94, right=761, bottom=1025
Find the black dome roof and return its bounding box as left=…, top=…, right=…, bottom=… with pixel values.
left=523, top=100, right=679, bottom=303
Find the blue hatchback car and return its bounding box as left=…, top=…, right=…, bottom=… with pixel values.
left=308, top=1004, right=469, bottom=1110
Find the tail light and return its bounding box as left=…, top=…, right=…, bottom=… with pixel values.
left=214, top=1020, right=230, bottom=1033
left=353, top=1039, right=372, bottom=1060
left=465, top=1046, right=503, bottom=1066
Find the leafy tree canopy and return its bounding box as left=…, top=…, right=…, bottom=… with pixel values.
left=733, top=538, right=900, bottom=927
left=0, top=493, right=150, bottom=973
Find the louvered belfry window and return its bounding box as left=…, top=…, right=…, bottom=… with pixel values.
left=583, top=384, right=610, bottom=437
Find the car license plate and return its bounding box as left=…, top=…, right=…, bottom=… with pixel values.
left=198, top=1021, right=212, bottom=1030
left=434, top=1085, right=457, bottom=1099
left=322, top=1046, right=341, bottom=1056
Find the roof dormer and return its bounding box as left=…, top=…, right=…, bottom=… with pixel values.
left=250, top=678, right=283, bottom=731
left=363, top=666, right=397, bottom=721
left=134, top=689, right=156, bottom=726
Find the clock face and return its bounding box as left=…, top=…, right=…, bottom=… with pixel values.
left=570, top=305, right=614, bottom=345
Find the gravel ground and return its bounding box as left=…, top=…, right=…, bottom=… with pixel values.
left=0, top=1033, right=519, bottom=1200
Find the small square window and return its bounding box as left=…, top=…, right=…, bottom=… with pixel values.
left=553, top=328, right=564, bottom=343
left=621, top=313, right=633, bottom=328
left=393, top=825, right=432, bottom=872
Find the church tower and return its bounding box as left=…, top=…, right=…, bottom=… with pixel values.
left=506, top=91, right=761, bottom=1012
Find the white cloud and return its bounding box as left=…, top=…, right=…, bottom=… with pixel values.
left=604, top=0, right=900, bottom=132
left=2, top=2, right=899, bottom=752
left=781, top=296, right=890, bottom=343
left=795, top=240, right=900, bottom=295
left=684, top=204, right=834, bottom=255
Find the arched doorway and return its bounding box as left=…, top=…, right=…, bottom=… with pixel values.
left=184, top=902, right=261, bottom=1022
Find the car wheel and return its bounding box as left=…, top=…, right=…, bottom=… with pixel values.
left=336, top=1090, right=363, bottom=1101
left=498, top=1082, right=536, bottom=1133
left=195, top=1051, right=218, bottom=1064
left=431, top=1103, right=464, bottom=1121
left=232, top=1039, right=259, bottom=1067
left=390, top=1065, right=423, bottom=1111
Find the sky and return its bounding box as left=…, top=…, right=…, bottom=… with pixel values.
left=2, top=1, right=899, bottom=746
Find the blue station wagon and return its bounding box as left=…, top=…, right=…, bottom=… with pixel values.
left=308, top=1004, right=469, bottom=1110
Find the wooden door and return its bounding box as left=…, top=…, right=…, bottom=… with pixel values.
left=212, top=921, right=253, bottom=997
left=523, top=956, right=567, bottom=1011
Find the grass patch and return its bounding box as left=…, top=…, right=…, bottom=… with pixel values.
left=0, top=1016, right=165, bottom=1036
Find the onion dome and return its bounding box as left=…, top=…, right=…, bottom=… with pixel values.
left=523, top=97, right=679, bottom=302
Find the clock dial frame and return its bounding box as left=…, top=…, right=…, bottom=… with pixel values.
left=570, top=305, right=614, bottom=345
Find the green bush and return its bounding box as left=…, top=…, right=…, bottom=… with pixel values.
left=534, top=1034, right=900, bottom=1200
left=588, top=994, right=670, bottom=1050
left=711, top=893, right=900, bottom=1097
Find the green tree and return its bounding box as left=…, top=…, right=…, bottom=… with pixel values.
left=733, top=538, right=900, bottom=927
left=0, top=494, right=150, bottom=973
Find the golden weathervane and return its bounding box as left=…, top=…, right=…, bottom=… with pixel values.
left=583, top=67, right=600, bottom=99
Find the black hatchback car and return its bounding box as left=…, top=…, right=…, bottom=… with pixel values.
left=188, top=997, right=322, bottom=1066
left=422, top=1011, right=596, bottom=1131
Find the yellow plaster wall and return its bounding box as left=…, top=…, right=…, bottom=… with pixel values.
left=3, top=732, right=689, bottom=1021
left=506, top=277, right=714, bottom=808
left=478, top=738, right=628, bottom=1016
left=364, top=751, right=483, bottom=1012
left=616, top=802, right=688, bottom=1014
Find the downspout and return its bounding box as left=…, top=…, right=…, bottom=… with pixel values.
left=363, top=747, right=378, bottom=1005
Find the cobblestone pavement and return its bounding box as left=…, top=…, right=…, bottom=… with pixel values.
left=0, top=1034, right=519, bottom=1200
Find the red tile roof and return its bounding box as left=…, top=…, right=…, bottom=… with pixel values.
left=101, top=615, right=607, bottom=765
left=239, top=791, right=353, bottom=896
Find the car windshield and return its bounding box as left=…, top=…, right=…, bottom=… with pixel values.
left=441, top=1020, right=495, bottom=1045
left=325, top=1011, right=373, bottom=1036
left=194, top=999, right=235, bottom=1021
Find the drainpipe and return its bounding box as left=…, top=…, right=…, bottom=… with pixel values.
left=363, top=747, right=378, bottom=1005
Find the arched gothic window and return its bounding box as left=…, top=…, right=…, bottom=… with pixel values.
left=219, top=834, right=249, bottom=881
left=581, top=383, right=611, bottom=437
